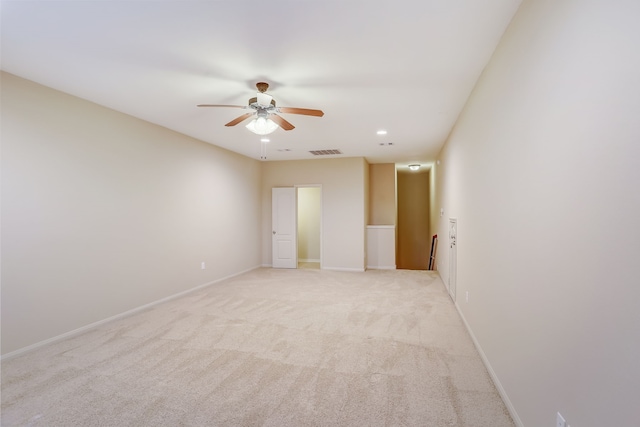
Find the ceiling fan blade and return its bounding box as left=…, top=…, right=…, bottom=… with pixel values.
left=197, top=104, right=246, bottom=108
left=270, top=114, right=295, bottom=131
left=278, top=107, right=324, bottom=117
left=225, top=112, right=254, bottom=127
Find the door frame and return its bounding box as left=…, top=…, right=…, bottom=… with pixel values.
left=295, top=184, right=323, bottom=269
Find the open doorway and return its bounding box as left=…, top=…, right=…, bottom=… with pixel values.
left=297, top=186, right=321, bottom=269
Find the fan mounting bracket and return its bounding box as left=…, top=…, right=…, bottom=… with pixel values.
left=256, top=82, right=269, bottom=93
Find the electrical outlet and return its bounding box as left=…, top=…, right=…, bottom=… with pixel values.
left=201, top=262, right=206, bottom=270
left=556, top=412, right=566, bottom=427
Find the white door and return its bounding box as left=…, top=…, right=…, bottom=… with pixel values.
left=272, top=187, right=297, bottom=268
left=449, top=218, right=457, bottom=301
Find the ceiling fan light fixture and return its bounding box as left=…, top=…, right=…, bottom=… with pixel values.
left=198, top=81, right=323, bottom=134
left=246, top=116, right=279, bottom=135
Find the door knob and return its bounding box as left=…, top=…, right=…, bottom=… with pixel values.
left=273, top=231, right=276, bottom=234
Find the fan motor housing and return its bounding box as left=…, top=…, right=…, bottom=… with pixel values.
left=248, top=97, right=276, bottom=108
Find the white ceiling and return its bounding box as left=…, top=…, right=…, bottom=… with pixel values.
left=1, top=0, right=522, bottom=165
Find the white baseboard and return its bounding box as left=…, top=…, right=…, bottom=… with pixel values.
left=261, top=263, right=272, bottom=268
left=1, top=265, right=261, bottom=361
left=438, top=272, right=523, bottom=427
left=323, top=266, right=366, bottom=272
left=366, top=265, right=396, bottom=270
left=298, top=258, right=320, bottom=263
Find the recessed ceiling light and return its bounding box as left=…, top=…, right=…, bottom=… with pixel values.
left=377, top=130, right=387, bottom=135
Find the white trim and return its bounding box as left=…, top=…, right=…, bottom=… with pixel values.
left=1, top=265, right=261, bottom=361
left=261, top=263, right=272, bottom=268
left=298, top=258, right=320, bottom=263
left=366, top=265, right=396, bottom=270
left=439, top=271, right=523, bottom=427
left=323, top=267, right=366, bottom=272
left=293, top=184, right=322, bottom=188
left=366, top=225, right=395, bottom=229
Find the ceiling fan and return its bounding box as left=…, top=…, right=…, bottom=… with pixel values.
left=197, top=82, right=324, bottom=135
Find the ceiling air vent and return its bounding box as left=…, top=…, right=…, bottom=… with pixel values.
left=309, top=149, right=342, bottom=156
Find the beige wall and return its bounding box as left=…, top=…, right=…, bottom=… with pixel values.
left=396, top=169, right=430, bottom=270
left=434, top=1, right=640, bottom=426
left=261, top=158, right=367, bottom=271
left=297, top=187, right=321, bottom=261
left=1, top=72, right=262, bottom=356
left=368, top=163, right=396, bottom=225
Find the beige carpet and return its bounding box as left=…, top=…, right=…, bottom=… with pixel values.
left=1, top=268, right=514, bottom=426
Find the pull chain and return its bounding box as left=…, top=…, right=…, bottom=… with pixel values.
left=260, top=139, right=267, bottom=160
